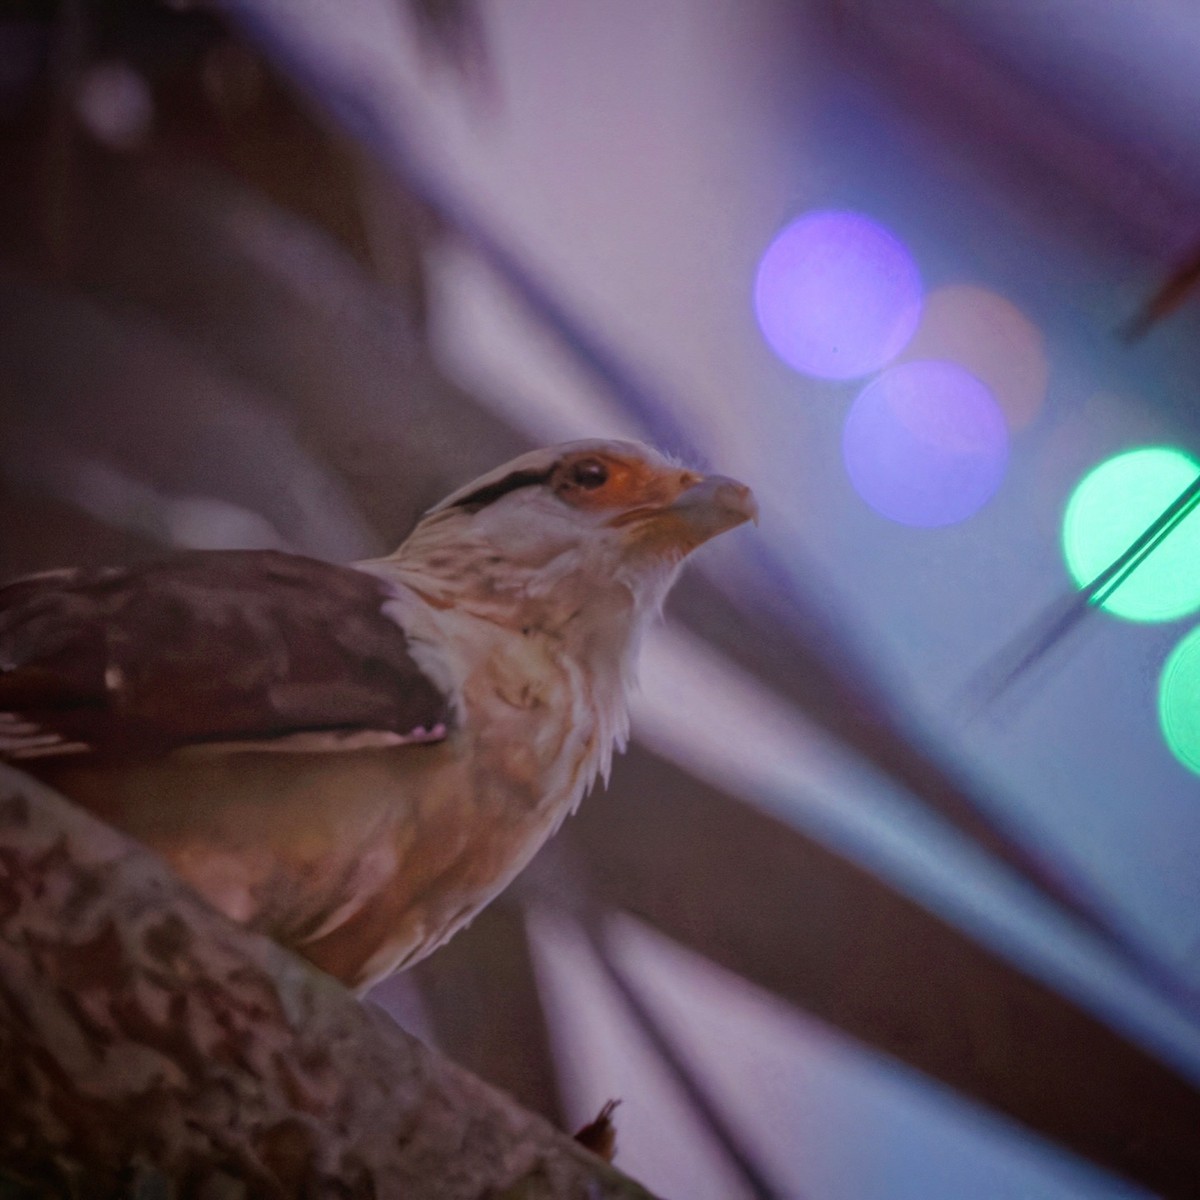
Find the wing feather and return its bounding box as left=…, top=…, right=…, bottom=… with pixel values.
left=0, top=550, right=452, bottom=762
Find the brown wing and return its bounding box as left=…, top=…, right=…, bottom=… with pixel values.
left=0, top=550, right=452, bottom=762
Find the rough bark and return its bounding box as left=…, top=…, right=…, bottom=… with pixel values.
left=0, top=763, right=656, bottom=1200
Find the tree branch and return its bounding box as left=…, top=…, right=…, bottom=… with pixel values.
left=0, top=763, right=655, bottom=1199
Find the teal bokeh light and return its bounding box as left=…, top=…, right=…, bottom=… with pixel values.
left=1062, top=446, right=1200, bottom=622
left=1160, top=626, right=1200, bottom=776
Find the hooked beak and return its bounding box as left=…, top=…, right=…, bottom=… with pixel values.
left=616, top=473, right=758, bottom=557
left=669, top=474, right=758, bottom=542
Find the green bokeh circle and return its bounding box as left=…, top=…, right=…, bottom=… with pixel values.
left=1160, top=627, right=1200, bottom=776
left=1062, top=446, right=1200, bottom=622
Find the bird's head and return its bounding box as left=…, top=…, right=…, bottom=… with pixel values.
left=389, top=440, right=756, bottom=639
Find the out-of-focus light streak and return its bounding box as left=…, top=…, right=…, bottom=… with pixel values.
left=1063, top=447, right=1200, bottom=623
left=754, top=211, right=922, bottom=380
left=842, top=361, right=1008, bottom=526
left=608, top=915, right=1152, bottom=1200
left=525, top=907, right=754, bottom=1200
left=1160, top=628, right=1200, bottom=777
left=898, top=284, right=1048, bottom=430
left=632, top=624, right=1200, bottom=1087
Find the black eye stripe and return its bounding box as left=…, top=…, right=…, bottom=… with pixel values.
left=451, top=466, right=555, bottom=513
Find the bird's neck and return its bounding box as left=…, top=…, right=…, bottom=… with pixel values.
left=364, top=557, right=641, bottom=813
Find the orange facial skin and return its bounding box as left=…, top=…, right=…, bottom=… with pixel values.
left=547, top=449, right=756, bottom=560
left=550, top=450, right=703, bottom=514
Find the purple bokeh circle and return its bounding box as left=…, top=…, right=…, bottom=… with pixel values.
left=754, top=210, right=922, bottom=380
left=842, top=361, right=1009, bottom=527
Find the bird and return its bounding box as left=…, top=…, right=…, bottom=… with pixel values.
left=0, top=440, right=755, bottom=991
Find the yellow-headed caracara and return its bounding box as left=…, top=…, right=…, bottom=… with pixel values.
left=0, top=441, right=755, bottom=991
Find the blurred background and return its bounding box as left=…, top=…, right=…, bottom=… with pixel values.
left=3, top=2, right=1200, bottom=1196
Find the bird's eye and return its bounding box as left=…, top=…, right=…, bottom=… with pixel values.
left=569, top=459, right=609, bottom=490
